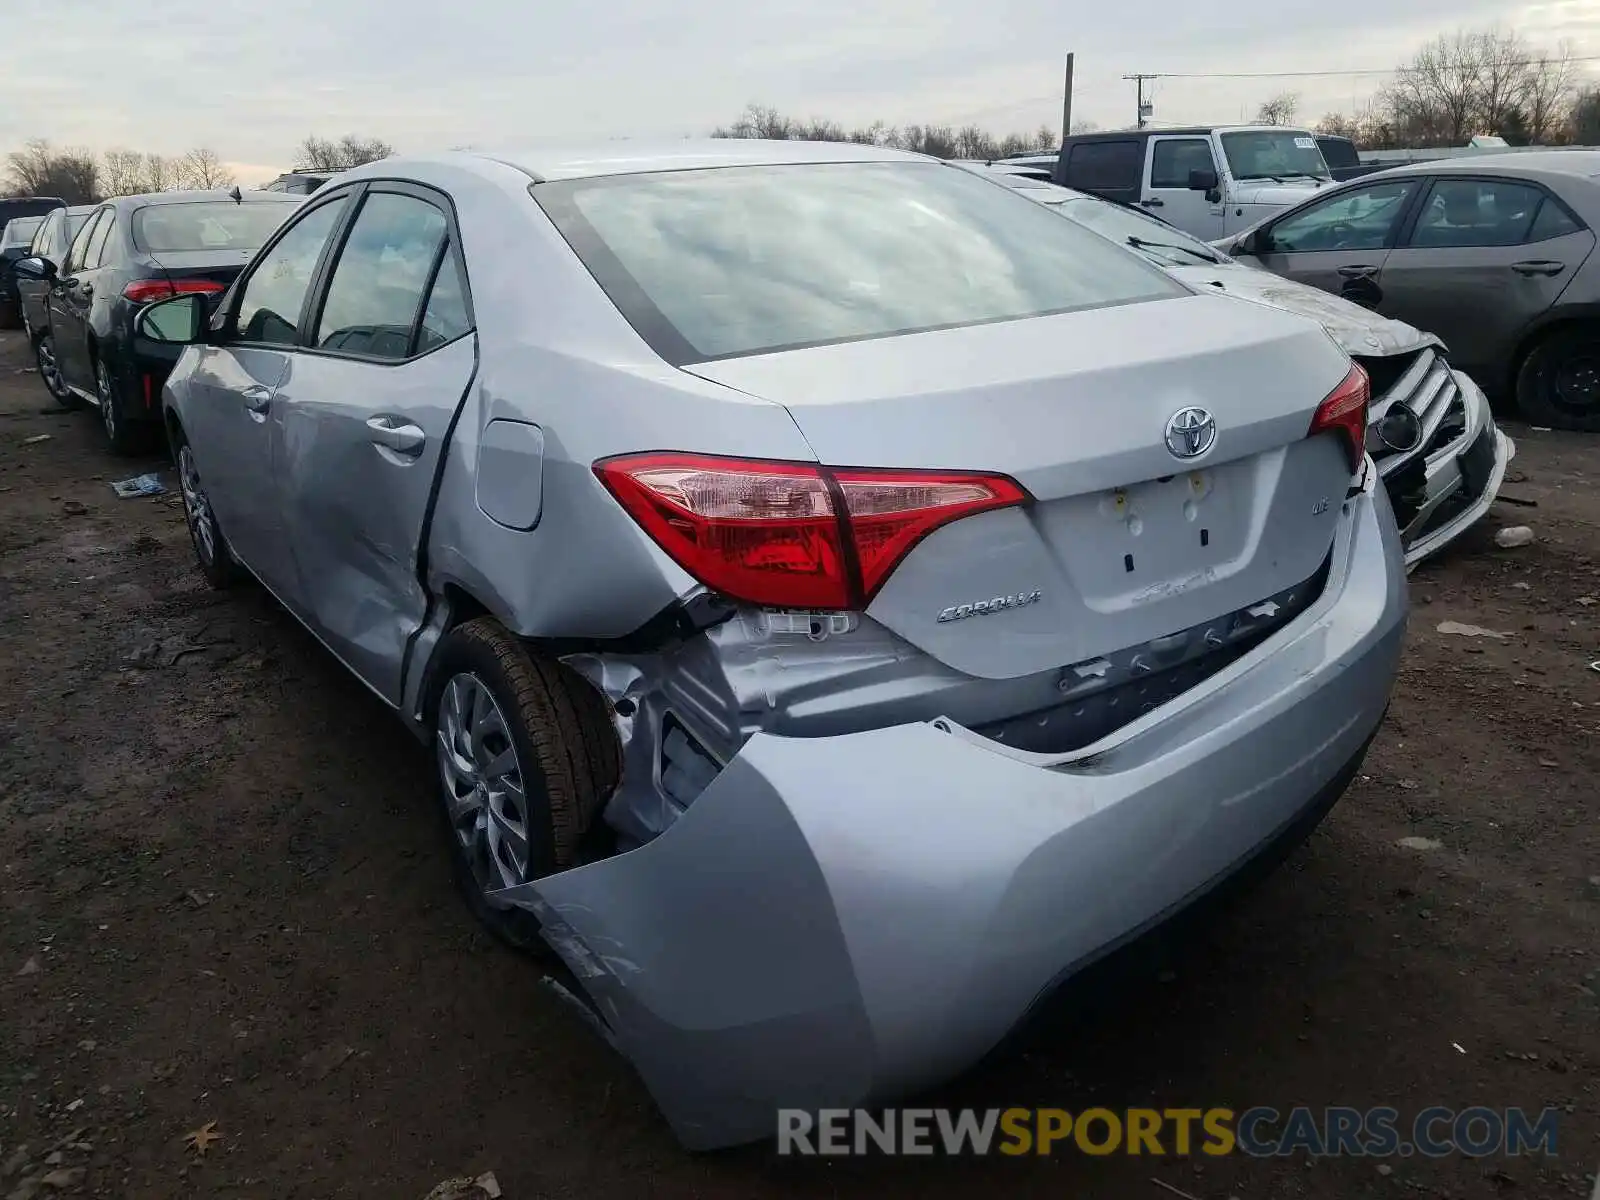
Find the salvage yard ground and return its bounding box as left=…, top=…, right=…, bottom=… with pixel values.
left=0, top=328, right=1597, bottom=1200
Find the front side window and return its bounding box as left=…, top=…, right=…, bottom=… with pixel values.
left=1266, top=180, right=1419, bottom=253
left=28, top=213, right=58, bottom=255
left=134, top=202, right=298, bottom=254
left=233, top=199, right=348, bottom=346
left=314, top=192, right=449, bottom=360
left=1220, top=130, right=1331, bottom=181
left=535, top=161, right=1183, bottom=364
left=1408, top=179, right=1553, bottom=249
left=1150, top=138, right=1216, bottom=189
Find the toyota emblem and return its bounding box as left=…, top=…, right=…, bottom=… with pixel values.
left=1164, top=406, right=1218, bottom=460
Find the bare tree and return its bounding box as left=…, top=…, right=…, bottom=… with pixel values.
left=1381, top=31, right=1481, bottom=145
left=179, top=147, right=234, bottom=189
left=1523, top=42, right=1581, bottom=142
left=1068, top=119, right=1099, bottom=135
left=4, top=139, right=99, bottom=203
left=296, top=134, right=394, bottom=171
left=145, top=154, right=179, bottom=192
left=712, top=107, right=1061, bottom=159
left=1472, top=26, right=1534, bottom=136
left=1573, top=86, right=1600, bottom=145
left=1315, top=112, right=1361, bottom=139
left=101, top=149, right=149, bottom=196
left=1254, top=93, right=1301, bottom=126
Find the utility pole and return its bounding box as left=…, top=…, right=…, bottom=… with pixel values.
left=1062, top=53, right=1075, bottom=138
left=1123, top=73, right=1157, bottom=128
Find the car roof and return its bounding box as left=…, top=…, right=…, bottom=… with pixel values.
left=446, top=139, right=934, bottom=182
left=1363, top=150, right=1600, bottom=183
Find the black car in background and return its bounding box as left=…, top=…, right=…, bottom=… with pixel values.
left=0, top=213, right=50, bottom=327
left=14, top=189, right=302, bottom=452
left=16, top=205, right=95, bottom=388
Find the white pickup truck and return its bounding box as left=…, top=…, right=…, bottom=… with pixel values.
left=1019, top=124, right=1343, bottom=242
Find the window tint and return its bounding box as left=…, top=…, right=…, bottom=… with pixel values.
left=1409, top=179, right=1552, bottom=248
left=536, top=161, right=1182, bottom=364
left=1266, top=180, right=1418, bottom=252
left=134, top=202, right=297, bottom=253
left=234, top=199, right=347, bottom=346
left=1063, top=140, right=1143, bottom=191
left=64, top=210, right=104, bottom=273
left=84, top=214, right=116, bottom=270
left=1527, top=197, right=1584, bottom=241
left=315, top=192, right=448, bottom=360
left=415, top=241, right=472, bottom=353
left=1150, top=138, right=1216, bottom=188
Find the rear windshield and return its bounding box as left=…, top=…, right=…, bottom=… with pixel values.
left=132, top=202, right=296, bottom=253
left=2, top=217, right=44, bottom=247
left=534, top=161, right=1184, bottom=364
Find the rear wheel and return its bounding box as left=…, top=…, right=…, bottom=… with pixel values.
left=1515, top=325, right=1600, bottom=432
left=96, top=356, right=151, bottom=455
left=176, top=436, right=241, bottom=589
left=426, top=618, right=619, bottom=954
left=35, top=332, right=72, bottom=407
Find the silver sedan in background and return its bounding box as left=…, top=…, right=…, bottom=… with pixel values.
left=1216, top=151, right=1600, bottom=432
left=137, top=141, right=1405, bottom=1149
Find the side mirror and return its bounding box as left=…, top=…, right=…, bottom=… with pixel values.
left=135, top=293, right=207, bottom=345
left=11, top=256, right=55, bottom=282
left=1188, top=168, right=1219, bottom=192
left=1235, top=229, right=1268, bottom=256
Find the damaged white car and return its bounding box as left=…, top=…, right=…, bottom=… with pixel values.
left=142, top=143, right=1406, bottom=1150
left=982, top=168, right=1514, bottom=568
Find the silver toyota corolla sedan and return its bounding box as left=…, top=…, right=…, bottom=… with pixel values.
left=136, top=141, right=1407, bottom=1150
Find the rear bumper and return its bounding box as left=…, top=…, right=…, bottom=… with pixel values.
left=503, top=470, right=1407, bottom=1150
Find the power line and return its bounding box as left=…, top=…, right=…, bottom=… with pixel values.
left=1135, top=54, right=1600, bottom=80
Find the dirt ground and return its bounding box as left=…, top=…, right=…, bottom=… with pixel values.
left=0, top=327, right=1596, bottom=1200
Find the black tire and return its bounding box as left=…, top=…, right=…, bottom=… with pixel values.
left=1515, top=324, right=1600, bottom=433
left=94, top=355, right=153, bottom=455
left=34, top=330, right=74, bottom=408
left=425, top=618, right=620, bottom=954
left=173, top=433, right=242, bottom=590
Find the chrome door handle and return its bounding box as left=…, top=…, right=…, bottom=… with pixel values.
left=1511, top=260, right=1565, bottom=277
left=241, top=384, right=273, bottom=413
left=366, top=415, right=425, bottom=457
left=1337, top=264, right=1379, bottom=279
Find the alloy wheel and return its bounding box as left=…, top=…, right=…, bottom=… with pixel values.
left=435, top=672, right=532, bottom=903
left=36, top=335, right=66, bottom=400
left=97, top=360, right=118, bottom=442
left=177, top=444, right=216, bottom=566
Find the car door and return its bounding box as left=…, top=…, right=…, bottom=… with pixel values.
left=181, top=193, right=354, bottom=599
left=1141, top=135, right=1225, bottom=240
left=50, top=207, right=108, bottom=391
left=1374, top=176, right=1596, bottom=375
left=276, top=184, right=477, bottom=705
left=1242, top=177, right=1423, bottom=303
left=18, top=210, right=60, bottom=333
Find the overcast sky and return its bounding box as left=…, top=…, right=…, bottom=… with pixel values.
left=4, top=0, right=1596, bottom=184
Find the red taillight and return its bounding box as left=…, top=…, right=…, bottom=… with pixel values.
left=1308, top=363, right=1371, bottom=472
left=594, top=452, right=1028, bottom=610
left=123, top=278, right=225, bottom=304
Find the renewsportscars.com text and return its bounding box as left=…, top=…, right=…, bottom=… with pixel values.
left=777, top=1106, right=1561, bottom=1158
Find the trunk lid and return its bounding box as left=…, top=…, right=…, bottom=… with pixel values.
left=684, top=293, right=1358, bottom=680
left=146, top=248, right=254, bottom=289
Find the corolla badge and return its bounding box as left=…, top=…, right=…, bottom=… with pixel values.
left=1165, top=406, right=1218, bottom=460
left=937, top=590, right=1043, bottom=623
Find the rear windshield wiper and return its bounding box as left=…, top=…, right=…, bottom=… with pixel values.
left=1126, top=235, right=1220, bottom=265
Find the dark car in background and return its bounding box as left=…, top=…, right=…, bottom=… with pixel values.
left=0, top=213, right=50, bottom=327
left=1315, top=135, right=1390, bottom=182
left=13, top=189, right=302, bottom=452
left=16, top=205, right=95, bottom=394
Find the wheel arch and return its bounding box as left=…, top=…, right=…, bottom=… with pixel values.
left=1508, top=306, right=1600, bottom=393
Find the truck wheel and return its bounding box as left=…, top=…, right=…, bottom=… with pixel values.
left=1515, top=325, right=1600, bottom=433
left=426, top=618, right=620, bottom=954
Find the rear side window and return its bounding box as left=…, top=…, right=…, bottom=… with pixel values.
left=535, top=161, right=1182, bottom=364
left=134, top=202, right=297, bottom=253
left=1063, top=141, right=1143, bottom=192
left=234, top=200, right=347, bottom=346
left=415, top=241, right=472, bottom=353
left=314, top=192, right=449, bottom=360
left=1409, top=179, right=1548, bottom=249
left=1526, top=197, right=1584, bottom=241
left=28, top=213, right=58, bottom=255
left=65, top=209, right=105, bottom=273
left=3, top=217, right=44, bottom=249
left=84, top=215, right=117, bottom=270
